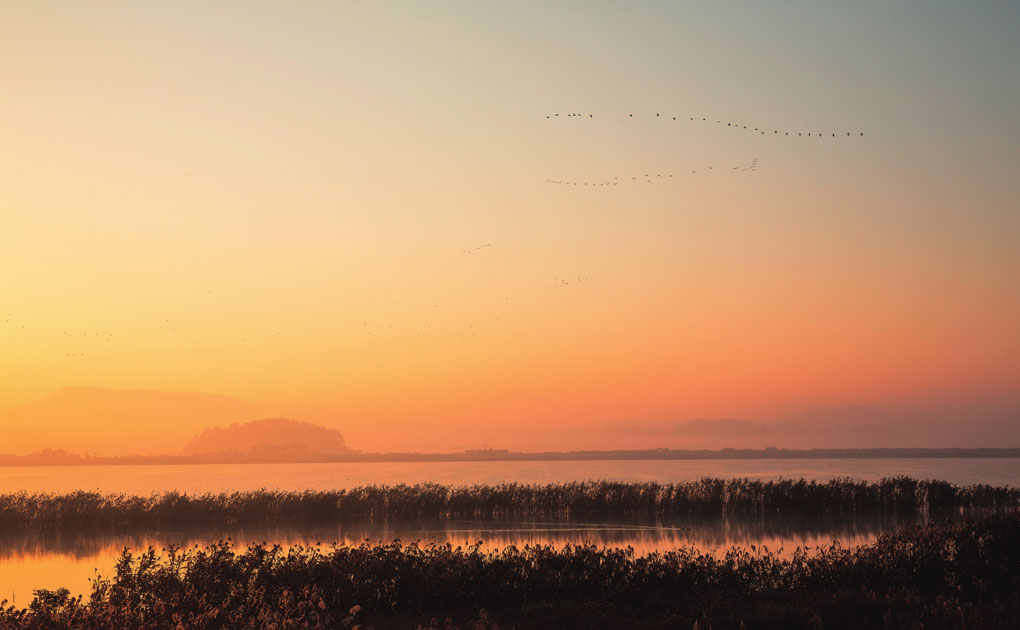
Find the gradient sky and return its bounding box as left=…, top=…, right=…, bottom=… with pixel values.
left=2, top=1, right=1018, bottom=452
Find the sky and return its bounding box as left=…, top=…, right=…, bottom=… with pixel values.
left=1, top=1, right=1018, bottom=453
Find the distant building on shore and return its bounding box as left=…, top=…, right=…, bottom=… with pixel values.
left=464, top=448, right=509, bottom=456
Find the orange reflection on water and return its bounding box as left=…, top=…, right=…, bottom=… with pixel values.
left=0, top=513, right=918, bottom=603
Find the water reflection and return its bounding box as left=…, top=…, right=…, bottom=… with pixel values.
left=2, top=459, right=1018, bottom=494
left=0, top=512, right=927, bottom=604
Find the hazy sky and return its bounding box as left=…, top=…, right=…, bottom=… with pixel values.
left=2, top=2, right=1018, bottom=452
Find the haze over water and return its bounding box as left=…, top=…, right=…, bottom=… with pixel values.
left=3, top=459, right=1019, bottom=495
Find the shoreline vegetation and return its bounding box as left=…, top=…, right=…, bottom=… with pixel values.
left=2, top=513, right=1018, bottom=629
left=1, top=447, right=1019, bottom=467
left=2, top=478, right=1018, bottom=532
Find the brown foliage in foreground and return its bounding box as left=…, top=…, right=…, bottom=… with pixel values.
left=2, top=512, right=1019, bottom=629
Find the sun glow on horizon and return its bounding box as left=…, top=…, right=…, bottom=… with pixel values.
left=1, top=1, right=1018, bottom=454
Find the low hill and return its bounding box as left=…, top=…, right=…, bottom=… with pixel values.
left=182, top=418, right=351, bottom=457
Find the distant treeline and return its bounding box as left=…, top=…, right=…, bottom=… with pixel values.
left=2, top=478, right=1017, bottom=532
left=2, top=447, right=1019, bottom=467
left=3, top=513, right=1019, bottom=629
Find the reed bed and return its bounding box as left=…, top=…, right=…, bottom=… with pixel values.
left=1, top=477, right=1017, bottom=532
left=2, top=513, right=1019, bottom=629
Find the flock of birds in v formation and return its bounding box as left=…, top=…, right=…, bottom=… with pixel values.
left=548, top=159, right=759, bottom=186
left=544, top=111, right=863, bottom=186
left=544, top=111, right=864, bottom=138
left=9, top=113, right=861, bottom=353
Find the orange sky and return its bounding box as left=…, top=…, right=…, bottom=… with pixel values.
left=1, top=2, right=1018, bottom=453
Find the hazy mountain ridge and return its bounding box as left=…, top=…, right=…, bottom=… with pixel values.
left=604, top=407, right=907, bottom=449
left=0, top=387, right=256, bottom=456
left=616, top=406, right=1020, bottom=449
left=670, top=407, right=902, bottom=448
left=603, top=408, right=907, bottom=449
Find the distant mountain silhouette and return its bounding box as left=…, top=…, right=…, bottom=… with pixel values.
left=0, top=387, right=256, bottom=456
left=672, top=418, right=801, bottom=435
left=789, top=406, right=893, bottom=426
left=183, top=418, right=351, bottom=457
left=656, top=410, right=906, bottom=449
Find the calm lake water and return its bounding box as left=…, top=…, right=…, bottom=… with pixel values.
left=2, top=457, right=1019, bottom=494
left=1, top=458, right=1017, bottom=603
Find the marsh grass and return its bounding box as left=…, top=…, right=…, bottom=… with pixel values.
left=1, top=513, right=1018, bottom=629
left=1, top=477, right=1016, bottom=532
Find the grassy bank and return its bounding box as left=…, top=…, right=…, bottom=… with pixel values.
left=1, top=477, right=1017, bottom=531
left=2, top=513, right=1019, bottom=629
